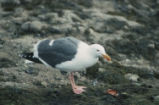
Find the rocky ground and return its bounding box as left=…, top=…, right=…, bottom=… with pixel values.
left=0, top=0, right=159, bottom=105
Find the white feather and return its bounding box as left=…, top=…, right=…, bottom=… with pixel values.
left=49, top=40, right=54, bottom=46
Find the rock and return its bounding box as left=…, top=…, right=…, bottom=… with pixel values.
left=154, top=95, right=159, bottom=101
left=49, top=10, right=81, bottom=24
left=155, top=42, right=159, bottom=50
left=39, top=12, right=58, bottom=22
left=0, top=45, right=3, bottom=49
left=155, top=53, right=159, bottom=65
left=84, top=28, right=96, bottom=42
left=125, top=73, right=139, bottom=82
left=74, top=72, right=81, bottom=78
left=41, top=81, right=48, bottom=87
left=151, top=95, right=159, bottom=104
left=77, top=26, right=85, bottom=34
left=21, top=22, right=30, bottom=31
left=24, top=60, right=33, bottom=64
left=24, top=67, right=39, bottom=76
left=0, top=39, right=5, bottom=48
left=118, top=54, right=127, bottom=60
left=21, top=0, right=32, bottom=4
left=21, top=21, right=46, bottom=32
left=0, top=58, right=16, bottom=68
left=147, top=43, right=155, bottom=49
left=1, top=0, right=20, bottom=11
left=47, top=26, right=62, bottom=34
left=49, top=24, right=76, bottom=34
left=85, top=9, right=141, bottom=33
left=98, top=68, right=105, bottom=73
left=45, top=10, right=83, bottom=34
left=45, top=13, right=58, bottom=19
left=14, top=7, right=24, bottom=16
left=62, top=10, right=82, bottom=22
left=80, top=76, right=87, bottom=81
left=92, top=79, right=98, bottom=86
left=30, top=21, right=45, bottom=31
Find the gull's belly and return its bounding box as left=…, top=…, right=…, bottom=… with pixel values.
left=55, top=56, right=98, bottom=72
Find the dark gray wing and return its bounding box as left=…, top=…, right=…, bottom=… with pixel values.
left=37, top=37, right=79, bottom=67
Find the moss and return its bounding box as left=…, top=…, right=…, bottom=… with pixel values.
left=124, top=97, right=155, bottom=105
left=97, top=70, right=128, bottom=84
left=86, top=63, right=100, bottom=78
left=154, top=100, right=159, bottom=105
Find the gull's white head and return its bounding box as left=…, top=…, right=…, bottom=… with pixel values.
left=90, top=44, right=111, bottom=61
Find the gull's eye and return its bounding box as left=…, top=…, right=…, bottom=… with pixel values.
left=97, top=49, right=100, bottom=52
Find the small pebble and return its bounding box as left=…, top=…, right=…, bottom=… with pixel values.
left=21, top=21, right=45, bottom=32
left=41, top=81, right=48, bottom=87
left=125, top=73, right=139, bottom=82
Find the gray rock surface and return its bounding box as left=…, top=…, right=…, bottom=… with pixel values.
left=0, top=0, right=159, bottom=105
left=21, top=21, right=46, bottom=32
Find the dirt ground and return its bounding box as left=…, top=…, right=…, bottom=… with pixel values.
left=0, top=0, right=159, bottom=105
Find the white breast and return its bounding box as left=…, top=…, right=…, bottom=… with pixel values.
left=55, top=42, right=98, bottom=72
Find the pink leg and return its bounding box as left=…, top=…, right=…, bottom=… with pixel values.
left=69, top=72, right=87, bottom=94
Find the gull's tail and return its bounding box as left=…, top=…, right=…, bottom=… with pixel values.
left=20, top=52, right=42, bottom=63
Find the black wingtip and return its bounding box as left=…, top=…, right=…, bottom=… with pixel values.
left=20, top=52, right=42, bottom=64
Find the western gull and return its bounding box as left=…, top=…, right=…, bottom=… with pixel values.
left=21, top=37, right=111, bottom=94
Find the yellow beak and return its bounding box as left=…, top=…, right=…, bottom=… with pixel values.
left=102, top=54, right=111, bottom=61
